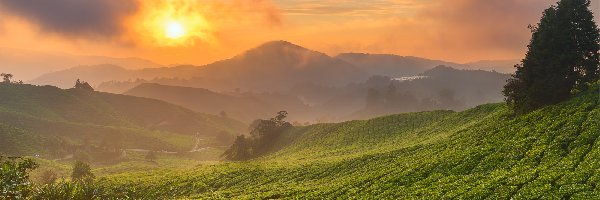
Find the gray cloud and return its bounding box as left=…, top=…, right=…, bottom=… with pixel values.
left=0, top=0, right=138, bottom=38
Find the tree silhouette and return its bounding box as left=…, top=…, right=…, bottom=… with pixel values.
left=74, top=79, right=94, bottom=91
left=222, top=111, right=292, bottom=161
left=1, top=73, right=13, bottom=83
left=145, top=151, right=157, bottom=161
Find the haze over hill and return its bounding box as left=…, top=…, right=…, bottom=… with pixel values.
left=0, top=47, right=164, bottom=81
left=124, top=83, right=312, bottom=123
left=0, top=83, right=245, bottom=160
left=336, top=53, right=465, bottom=77
left=121, top=66, right=510, bottom=123
left=31, top=65, right=202, bottom=89
left=28, top=41, right=517, bottom=93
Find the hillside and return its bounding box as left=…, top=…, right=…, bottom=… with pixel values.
left=89, top=85, right=599, bottom=198
left=336, top=53, right=463, bottom=77
left=0, top=83, right=245, bottom=158
left=33, top=41, right=369, bottom=92
left=193, top=41, right=368, bottom=91
left=0, top=47, right=163, bottom=81
left=124, top=83, right=312, bottom=123
left=30, top=65, right=202, bottom=89
left=336, top=53, right=518, bottom=77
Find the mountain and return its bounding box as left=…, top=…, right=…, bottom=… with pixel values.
left=465, top=59, right=520, bottom=74
left=336, top=53, right=519, bottom=76
left=336, top=53, right=463, bottom=77
left=192, top=41, right=368, bottom=91
left=35, top=41, right=370, bottom=92
left=295, top=66, right=511, bottom=121
left=124, top=83, right=312, bottom=123
left=119, top=66, right=510, bottom=123
left=0, top=47, right=163, bottom=81
left=92, top=84, right=600, bottom=199
left=0, top=83, right=245, bottom=159
left=30, top=65, right=202, bottom=89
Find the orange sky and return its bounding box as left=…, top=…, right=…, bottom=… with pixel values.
left=0, top=0, right=598, bottom=66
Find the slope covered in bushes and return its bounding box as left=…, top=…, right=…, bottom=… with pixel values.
left=87, top=85, right=599, bottom=199
left=0, top=84, right=245, bottom=157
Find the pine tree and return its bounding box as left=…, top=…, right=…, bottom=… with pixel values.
left=503, top=0, right=599, bottom=115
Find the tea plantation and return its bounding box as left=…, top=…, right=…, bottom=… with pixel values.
left=75, top=86, right=600, bottom=199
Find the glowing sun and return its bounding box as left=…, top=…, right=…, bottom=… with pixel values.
left=166, top=21, right=186, bottom=39
left=133, top=0, right=214, bottom=47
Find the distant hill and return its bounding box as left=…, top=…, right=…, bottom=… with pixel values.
left=192, top=41, right=368, bottom=91
left=336, top=53, right=463, bottom=77
left=310, top=65, right=511, bottom=120
left=30, top=65, right=202, bottom=89
left=36, top=41, right=370, bottom=92
left=337, top=53, right=519, bottom=76
left=0, top=83, right=245, bottom=159
left=0, top=47, right=163, bottom=81
left=124, top=83, right=312, bottom=123
left=121, top=66, right=510, bottom=123
left=464, top=59, right=520, bottom=74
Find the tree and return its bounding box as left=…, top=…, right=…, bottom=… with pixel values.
left=145, top=151, right=157, bottom=161
left=222, top=135, right=251, bottom=161
left=219, top=111, right=228, bottom=118
left=1, top=73, right=13, bottom=83
left=74, top=79, right=94, bottom=91
left=71, top=161, right=94, bottom=182
left=38, top=170, right=58, bottom=185
left=503, top=0, right=599, bottom=115
left=0, top=157, right=38, bottom=198
left=222, top=111, right=292, bottom=161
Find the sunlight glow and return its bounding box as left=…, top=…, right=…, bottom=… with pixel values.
left=133, top=0, right=214, bottom=47
left=166, top=21, right=185, bottom=39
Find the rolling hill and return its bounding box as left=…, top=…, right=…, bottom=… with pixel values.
left=336, top=53, right=518, bottom=77
left=118, top=66, right=510, bottom=123
left=335, top=53, right=463, bottom=77
left=0, top=47, right=163, bottom=81
left=89, top=84, right=599, bottom=199
left=124, top=83, right=312, bottom=123
left=33, top=41, right=370, bottom=92
left=0, top=83, right=245, bottom=158
left=29, top=64, right=202, bottom=89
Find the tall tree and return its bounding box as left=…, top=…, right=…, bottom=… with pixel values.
left=1, top=73, right=13, bottom=83
left=71, top=161, right=94, bottom=182
left=503, top=0, right=599, bottom=115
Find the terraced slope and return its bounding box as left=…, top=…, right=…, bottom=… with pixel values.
left=91, top=85, right=600, bottom=199
left=0, top=84, right=245, bottom=157
left=93, top=86, right=599, bottom=199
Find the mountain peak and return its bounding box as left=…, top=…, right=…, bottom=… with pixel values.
left=257, top=40, right=302, bottom=49
left=232, top=40, right=329, bottom=62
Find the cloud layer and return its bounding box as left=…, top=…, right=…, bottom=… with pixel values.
left=0, top=0, right=138, bottom=38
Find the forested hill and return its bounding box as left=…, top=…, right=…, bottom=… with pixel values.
left=98, top=85, right=600, bottom=199
left=0, top=83, right=245, bottom=158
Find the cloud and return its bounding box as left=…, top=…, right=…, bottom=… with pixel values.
left=205, top=0, right=283, bottom=27
left=416, top=0, right=551, bottom=52
left=0, top=0, right=139, bottom=39
left=279, top=0, right=424, bottom=16
left=318, top=0, right=556, bottom=62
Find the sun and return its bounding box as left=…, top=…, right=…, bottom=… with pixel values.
left=133, top=0, right=214, bottom=46
left=165, top=21, right=186, bottom=39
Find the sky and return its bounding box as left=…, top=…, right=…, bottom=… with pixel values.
left=0, top=0, right=598, bottom=66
